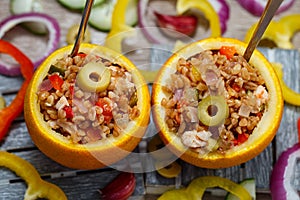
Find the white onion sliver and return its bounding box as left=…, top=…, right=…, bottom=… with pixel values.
left=0, top=13, right=60, bottom=76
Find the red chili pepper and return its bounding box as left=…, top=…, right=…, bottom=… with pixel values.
left=220, top=46, right=236, bottom=59
left=0, top=40, right=34, bottom=141
left=96, top=98, right=113, bottom=123
left=48, top=74, right=64, bottom=90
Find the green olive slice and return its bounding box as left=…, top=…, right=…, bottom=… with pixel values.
left=197, top=95, right=229, bottom=126
left=76, top=62, right=111, bottom=92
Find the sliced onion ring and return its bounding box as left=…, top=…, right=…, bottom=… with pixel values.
left=270, top=143, right=300, bottom=199
left=210, top=0, right=230, bottom=34
left=138, top=0, right=160, bottom=44
left=0, top=13, right=60, bottom=76
left=270, top=118, right=300, bottom=200
left=237, top=0, right=295, bottom=17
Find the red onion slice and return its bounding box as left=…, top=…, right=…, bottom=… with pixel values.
left=210, top=0, right=230, bottom=34
left=270, top=118, right=300, bottom=200
left=0, top=13, right=60, bottom=76
left=270, top=143, right=300, bottom=200
left=138, top=0, right=160, bottom=44
left=237, top=0, right=295, bottom=17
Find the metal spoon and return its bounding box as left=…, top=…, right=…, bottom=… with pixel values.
left=70, top=0, right=94, bottom=57
left=243, top=0, right=283, bottom=61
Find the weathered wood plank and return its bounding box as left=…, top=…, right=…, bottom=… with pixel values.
left=0, top=122, right=34, bottom=150
left=0, top=169, right=145, bottom=200
left=0, top=75, right=23, bottom=94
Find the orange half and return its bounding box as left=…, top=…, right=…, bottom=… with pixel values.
left=24, top=43, right=150, bottom=170
left=152, top=37, right=283, bottom=169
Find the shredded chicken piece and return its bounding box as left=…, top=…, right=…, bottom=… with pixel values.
left=181, top=130, right=212, bottom=148
left=55, top=96, right=69, bottom=110
left=254, top=85, right=269, bottom=106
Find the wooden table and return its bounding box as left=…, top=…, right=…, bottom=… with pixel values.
left=1, top=0, right=300, bottom=199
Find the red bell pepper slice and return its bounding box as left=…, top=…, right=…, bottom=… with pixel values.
left=0, top=40, right=34, bottom=141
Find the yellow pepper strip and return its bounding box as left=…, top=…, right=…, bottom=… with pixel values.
left=0, top=96, right=5, bottom=109
left=272, top=62, right=300, bottom=106
left=158, top=176, right=251, bottom=200
left=0, top=151, right=67, bottom=200
left=176, top=0, right=221, bottom=37
left=244, top=21, right=292, bottom=49
left=156, top=161, right=182, bottom=178
left=279, top=14, right=300, bottom=40
left=244, top=14, right=300, bottom=49
left=105, top=0, right=135, bottom=53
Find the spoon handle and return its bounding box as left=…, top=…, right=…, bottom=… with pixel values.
left=70, top=0, right=94, bottom=57
left=243, top=0, right=283, bottom=61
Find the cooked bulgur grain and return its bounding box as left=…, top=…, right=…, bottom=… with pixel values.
left=161, top=48, right=269, bottom=154
left=38, top=53, right=140, bottom=144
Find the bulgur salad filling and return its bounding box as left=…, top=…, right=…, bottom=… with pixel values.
left=161, top=46, right=269, bottom=154
left=37, top=52, right=140, bottom=144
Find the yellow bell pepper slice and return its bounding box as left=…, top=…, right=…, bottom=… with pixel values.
left=0, top=96, right=5, bottom=109
left=279, top=14, right=300, bottom=40
left=0, top=151, right=67, bottom=200
left=244, top=14, right=300, bottom=49
left=105, top=0, right=135, bottom=53
left=176, top=0, right=221, bottom=37
left=272, top=62, right=300, bottom=106
left=156, top=161, right=182, bottom=178
left=158, top=176, right=251, bottom=200
left=244, top=20, right=292, bottom=49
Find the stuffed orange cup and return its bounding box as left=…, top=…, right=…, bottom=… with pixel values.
left=24, top=43, right=150, bottom=169
left=152, top=38, right=283, bottom=169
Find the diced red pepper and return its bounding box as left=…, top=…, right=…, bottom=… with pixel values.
left=69, top=85, right=74, bottom=98
left=234, top=133, right=249, bottom=145
left=77, top=52, right=87, bottom=58
left=63, top=106, right=73, bottom=119
left=96, top=98, right=113, bottom=123
left=220, top=46, right=236, bottom=59
left=48, top=74, right=64, bottom=90
left=232, top=83, right=241, bottom=92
